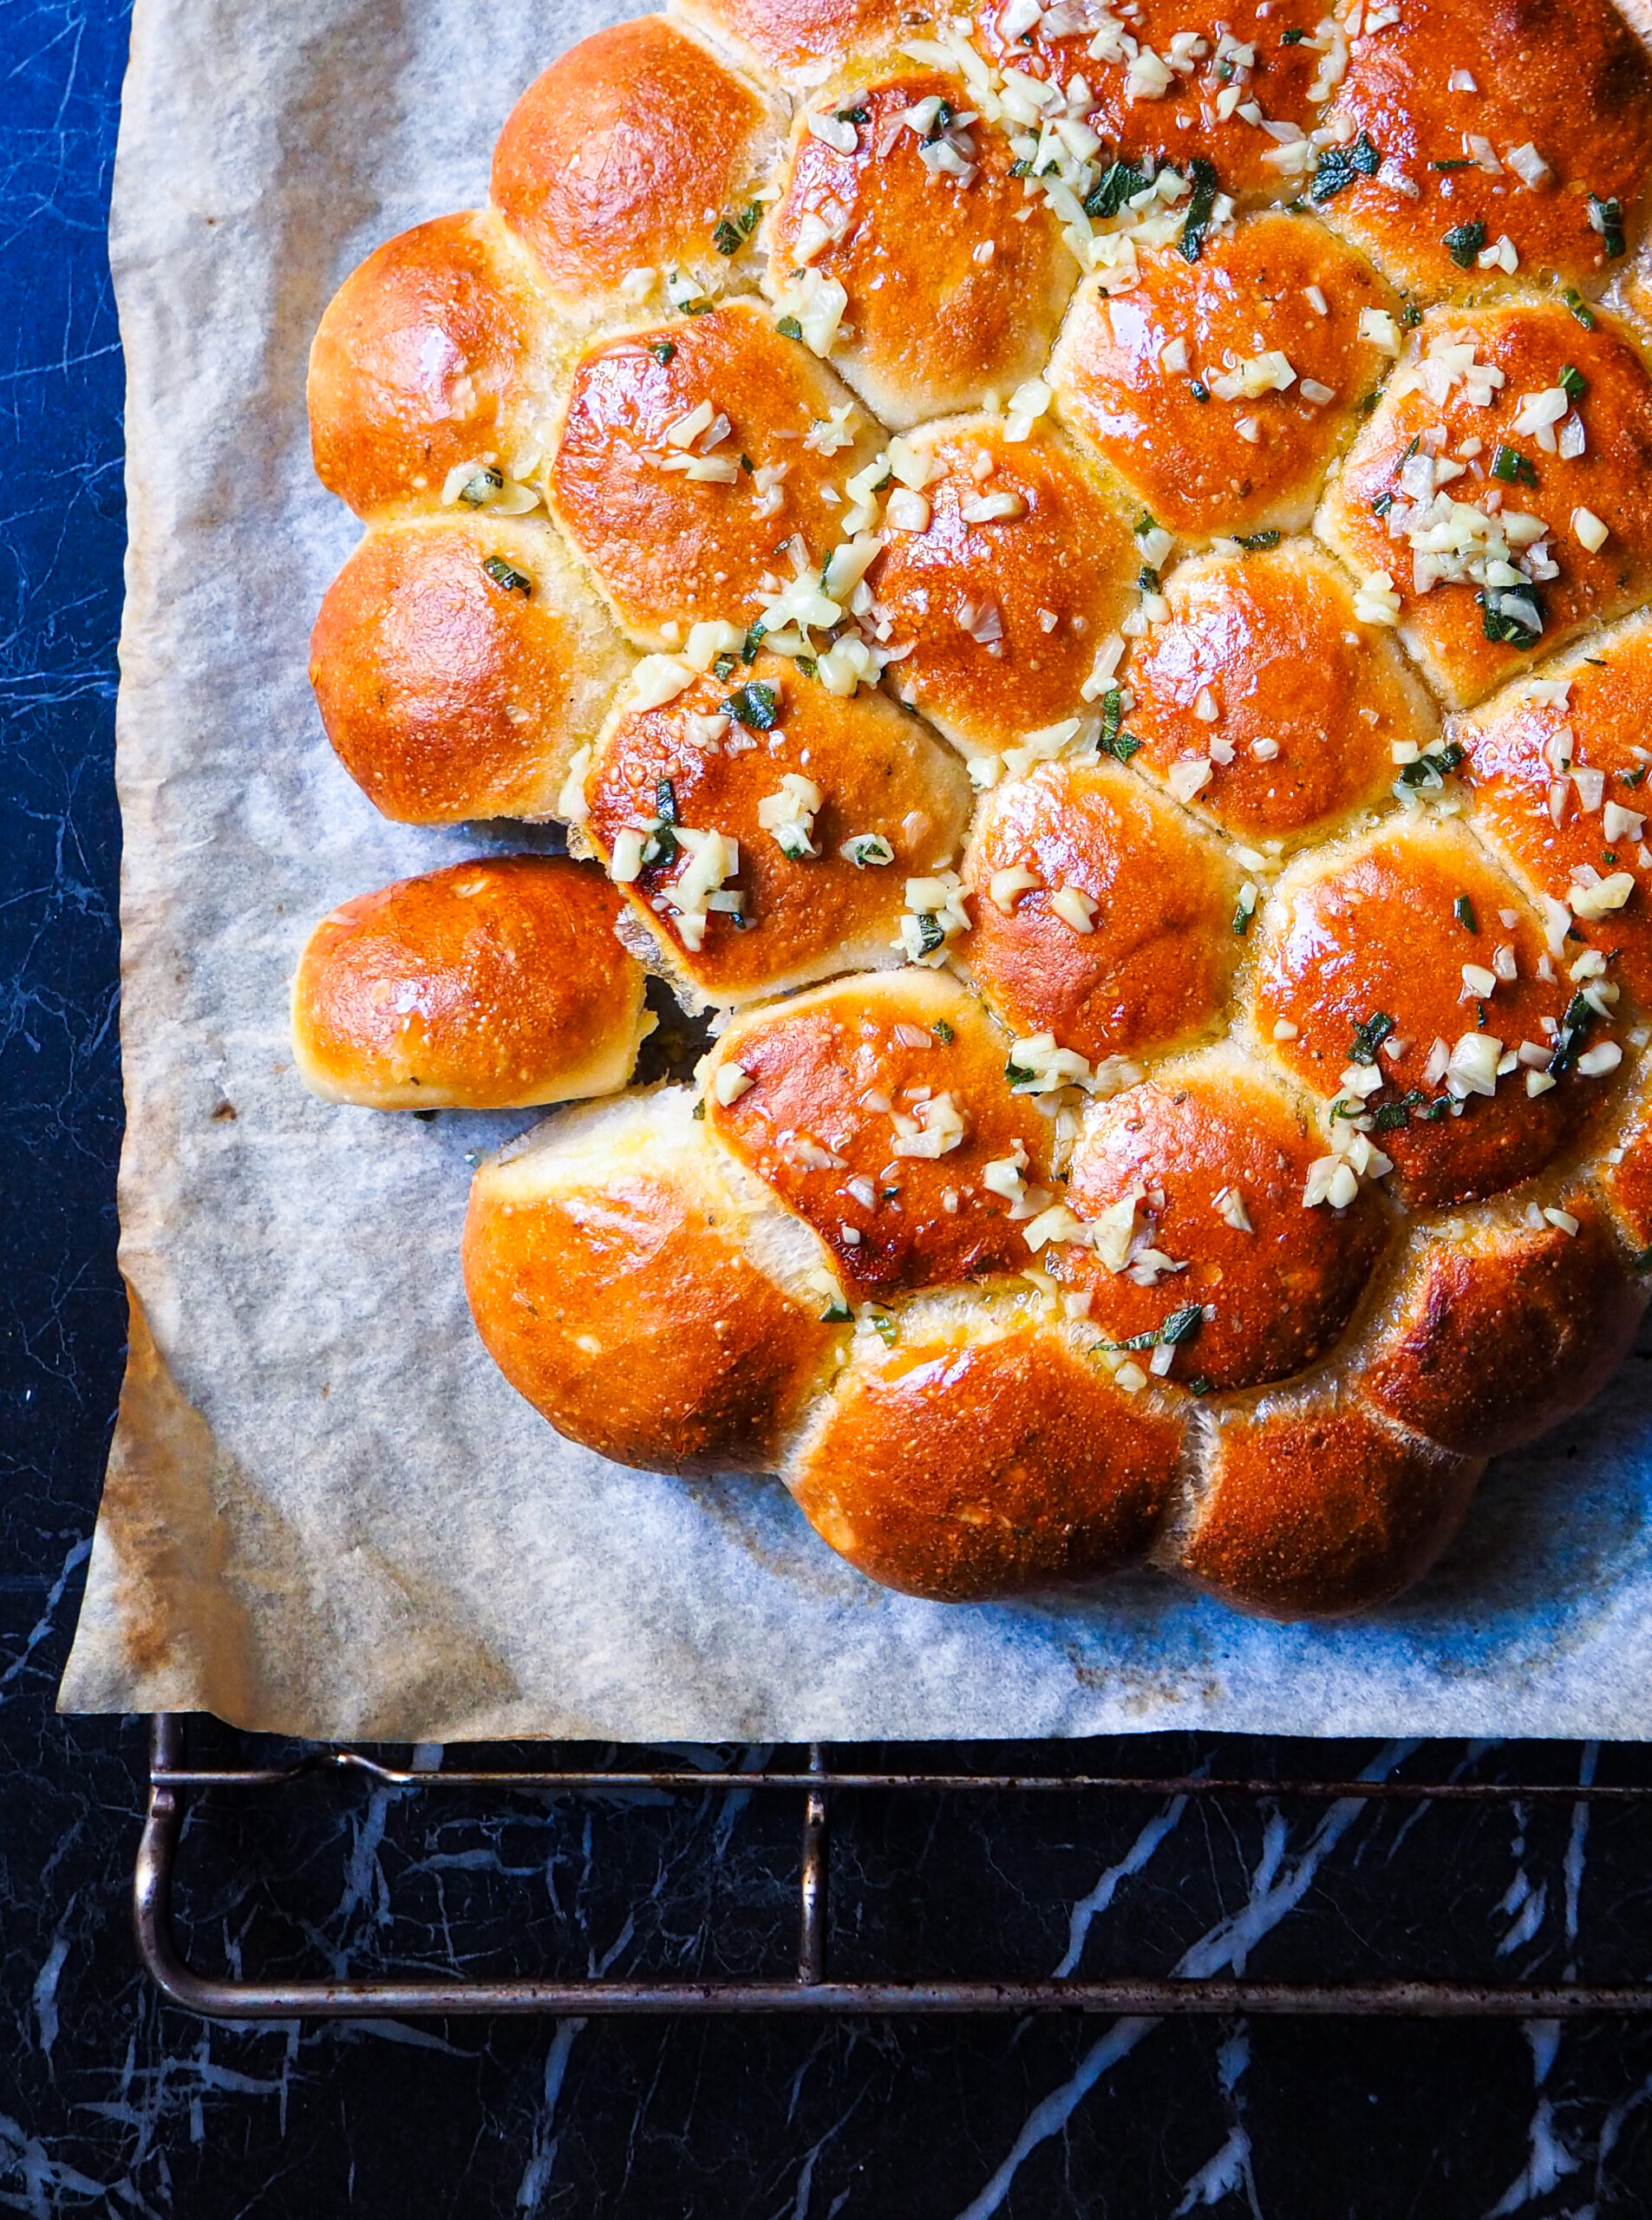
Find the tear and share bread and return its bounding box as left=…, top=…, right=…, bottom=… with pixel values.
left=291, top=856, right=651, bottom=1110
left=301, top=4, right=1652, bottom=1617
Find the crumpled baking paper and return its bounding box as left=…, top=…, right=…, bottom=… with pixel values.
left=60, top=0, right=1652, bottom=1740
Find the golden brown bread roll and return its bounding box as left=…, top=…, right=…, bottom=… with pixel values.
left=1121, top=538, right=1438, bottom=842
left=310, top=515, right=630, bottom=823
left=308, top=212, right=548, bottom=521
left=573, top=649, right=973, bottom=1007
left=765, top=66, right=1078, bottom=428
left=1177, top=1395, right=1486, bottom=1619
left=1316, top=295, right=1652, bottom=709
left=784, top=1287, right=1185, bottom=1601
left=962, top=753, right=1242, bottom=1063
left=1049, top=212, right=1396, bottom=540
left=463, top=1086, right=843, bottom=1475
left=300, top=7, right=1652, bottom=1623
left=1313, top=0, right=1652, bottom=303
left=1045, top=1048, right=1392, bottom=1394
left=491, top=16, right=780, bottom=323
left=291, top=855, right=651, bottom=1111
left=866, top=415, right=1138, bottom=757
left=1360, top=1196, right=1642, bottom=1459
left=546, top=300, right=884, bottom=649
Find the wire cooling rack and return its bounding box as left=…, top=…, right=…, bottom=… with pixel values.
left=134, top=1714, right=1652, bottom=2018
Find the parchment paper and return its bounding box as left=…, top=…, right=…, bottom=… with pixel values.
left=59, top=0, right=1652, bottom=1741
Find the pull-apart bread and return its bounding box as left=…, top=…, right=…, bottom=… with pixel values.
left=299, top=0, right=1652, bottom=1616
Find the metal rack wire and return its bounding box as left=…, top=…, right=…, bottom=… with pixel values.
left=134, top=1714, right=1652, bottom=2019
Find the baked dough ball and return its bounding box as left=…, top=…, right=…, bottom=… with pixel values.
left=310, top=515, right=630, bottom=824
left=673, top=0, right=909, bottom=79
left=1177, top=1394, right=1485, bottom=1617
left=547, top=300, right=884, bottom=648
left=1045, top=1052, right=1391, bottom=1394
left=490, top=16, right=780, bottom=324
left=970, top=0, right=1331, bottom=203
left=1313, top=0, right=1652, bottom=303
left=1361, top=1197, right=1643, bottom=1459
left=765, top=67, right=1077, bottom=428
left=574, top=650, right=973, bottom=1005
left=1253, top=816, right=1612, bottom=1209
left=1048, top=212, right=1396, bottom=539
left=866, top=416, right=1138, bottom=756
left=463, top=1086, right=841, bottom=1476
left=784, top=1288, right=1185, bottom=1601
left=291, top=856, right=650, bottom=1111
left=1122, top=538, right=1438, bottom=841
left=308, top=212, right=547, bottom=520
left=705, top=968, right=1048, bottom=1302
left=963, top=754, right=1242, bottom=1064
left=1317, top=296, right=1652, bottom=708
left=1459, top=614, right=1652, bottom=1007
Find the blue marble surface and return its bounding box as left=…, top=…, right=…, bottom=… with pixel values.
left=10, top=3, right=1652, bottom=2211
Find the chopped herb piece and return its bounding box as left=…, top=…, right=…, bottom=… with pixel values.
left=923, top=99, right=957, bottom=144
left=1231, top=897, right=1253, bottom=937
left=1431, top=158, right=1473, bottom=170
left=1216, top=55, right=1235, bottom=82
left=640, top=825, right=678, bottom=869
left=1100, top=727, right=1141, bottom=764
left=1453, top=894, right=1478, bottom=931
left=741, top=621, right=767, bottom=662
left=712, top=651, right=738, bottom=682
left=1590, top=193, right=1627, bottom=258
left=821, top=1300, right=852, bottom=1322
left=1009, top=158, right=1034, bottom=178
left=1397, top=740, right=1466, bottom=787
left=1185, top=1376, right=1215, bottom=1396
left=713, top=202, right=762, bottom=256
left=681, top=297, right=715, bottom=315
left=1491, top=443, right=1538, bottom=487
left=1237, top=528, right=1282, bottom=550
left=1281, top=23, right=1307, bottom=37
left=655, top=777, right=679, bottom=826
left=1190, top=379, right=1211, bottom=402
left=1134, top=511, right=1160, bottom=536
left=872, top=469, right=894, bottom=493
left=870, top=1310, right=898, bottom=1345
left=1565, top=288, right=1597, bottom=330
left=1004, top=1059, right=1036, bottom=1087
left=692, top=1099, right=706, bottom=1120
left=1311, top=132, right=1381, bottom=203
left=1105, top=1302, right=1205, bottom=1353
left=1401, top=303, right=1424, bottom=327
left=650, top=340, right=676, bottom=364
left=835, top=104, right=869, bottom=123
left=776, top=314, right=804, bottom=339
left=722, top=680, right=780, bottom=729
left=1372, top=491, right=1394, bottom=517
left=1099, top=689, right=1125, bottom=744
left=1372, top=1101, right=1410, bottom=1131
left=1179, top=157, right=1220, bottom=261
left=795, top=655, right=819, bottom=679
left=481, top=555, right=531, bottom=596
left=1479, top=586, right=1544, bottom=649
left=1329, top=1095, right=1368, bottom=1123
left=1604, top=850, right=1619, bottom=865
left=459, top=465, right=503, bottom=506
left=1085, top=158, right=1146, bottom=218
left=1622, top=764, right=1649, bottom=788
left=1139, top=564, right=1159, bottom=593
left=912, top=911, right=946, bottom=955
left=1444, top=219, right=1487, bottom=268
left=932, top=1020, right=955, bottom=1044
left=1349, top=1009, right=1396, bottom=1065
left=1558, top=362, right=1588, bottom=402
left=846, top=832, right=894, bottom=868
left=739, top=452, right=754, bottom=473
left=1549, top=990, right=1597, bottom=1076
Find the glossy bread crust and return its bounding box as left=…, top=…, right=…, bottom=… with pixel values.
left=787, top=1292, right=1185, bottom=1600
left=291, top=857, right=650, bottom=1111
left=310, top=515, right=630, bottom=822
left=463, top=1088, right=839, bottom=1476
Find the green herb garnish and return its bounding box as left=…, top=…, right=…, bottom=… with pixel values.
left=1558, top=362, right=1588, bottom=403
left=1237, top=529, right=1282, bottom=550
left=1349, top=1009, right=1396, bottom=1065
left=481, top=555, right=531, bottom=596
left=1453, top=894, right=1478, bottom=931
left=722, top=680, right=780, bottom=729
left=1491, top=443, right=1538, bottom=487
left=776, top=314, right=804, bottom=340
left=1085, top=158, right=1146, bottom=219
left=1179, top=157, right=1220, bottom=262
left=1311, top=132, right=1381, bottom=203
left=650, top=340, right=676, bottom=365
left=1444, top=219, right=1486, bottom=268
left=1590, top=193, right=1627, bottom=258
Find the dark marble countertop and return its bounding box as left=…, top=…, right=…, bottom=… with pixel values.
left=9, top=5, right=1652, bottom=2212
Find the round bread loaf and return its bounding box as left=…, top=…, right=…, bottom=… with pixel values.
left=302, top=2, right=1652, bottom=1617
